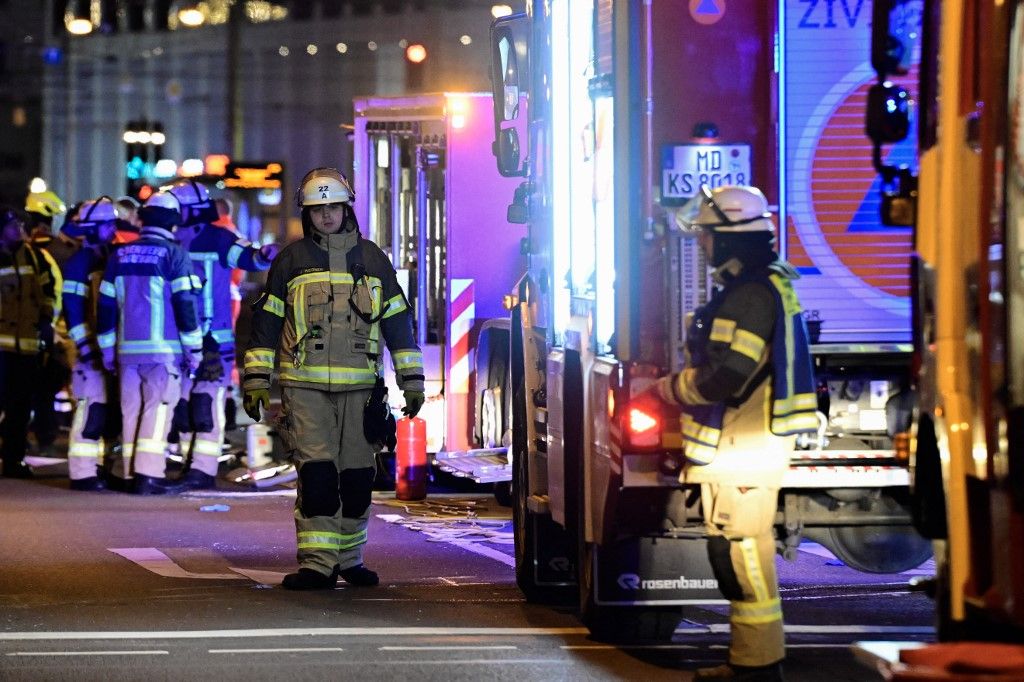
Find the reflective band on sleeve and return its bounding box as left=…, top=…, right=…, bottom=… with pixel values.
left=710, top=318, right=737, bottom=344
left=180, top=328, right=203, bottom=349
left=730, top=329, right=766, bottom=362
left=391, top=350, right=422, bottom=370
left=226, top=243, right=244, bottom=269
left=99, top=281, right=116, bottom=298
left=673, top=367, right=708, bottom=405
left=244, top=347, right=276, bottom=371
left=63, top=280, right=88, bottom=297
left=381, top=294, right=407, bottom=319
left=263, top=294, right=285, bottom=317
left=190, top=275, right=203, bottom=290
left=170, top=276, right=193, bottom=293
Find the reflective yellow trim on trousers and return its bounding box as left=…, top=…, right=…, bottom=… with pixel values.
left=738, top=538, right=770, bottom=602
left=191, top=439, right=222, bottom=456
left=731, top=597, right=783, bottom=625
left=68, top=442, right=103, bottom=458
left=297, top=529, right=367, bottom=550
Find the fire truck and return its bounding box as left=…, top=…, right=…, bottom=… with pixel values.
left=487, top=1, right=934, bottom=640
left=866, top=0, right=1024, bottom=640
left=351, top=93, right=524, bottom=476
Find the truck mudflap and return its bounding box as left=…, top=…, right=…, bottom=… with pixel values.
left=592, top=536, right=725, bottom=606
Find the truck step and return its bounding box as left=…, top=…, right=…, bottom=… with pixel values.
left=433, top=447, right=511, bottom=483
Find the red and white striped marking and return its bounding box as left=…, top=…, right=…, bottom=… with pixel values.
left=449, top=278, right=474, bottom=394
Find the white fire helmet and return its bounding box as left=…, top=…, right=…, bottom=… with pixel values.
left=145, top=190, right=181, bottom=213
left=675, top=185, right=775, bottom=235
left=167, top=179, right=218, bottom=226
left=296, top=167, right=355, bottom=208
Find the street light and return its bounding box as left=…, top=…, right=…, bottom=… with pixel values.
left=64, top=0, right=93, bottom=35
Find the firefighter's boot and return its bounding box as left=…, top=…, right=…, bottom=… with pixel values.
left=338, top=564, right=378, bottom=587
left=282, top=566, right=338, bottom=590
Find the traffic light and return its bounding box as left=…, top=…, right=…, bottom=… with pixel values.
left=405, top=44, right=427, bottom=91
left=123, top=120, right=165, bottom=195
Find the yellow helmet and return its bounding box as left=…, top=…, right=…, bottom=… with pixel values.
left=296, top=167, right=355, bottom=207
left=25, top=190, right=67, bottom=218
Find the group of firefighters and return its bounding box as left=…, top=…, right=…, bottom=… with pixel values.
left=1, top=169, right=805, bottom=677
left=0, top=179, right=278, bottom=494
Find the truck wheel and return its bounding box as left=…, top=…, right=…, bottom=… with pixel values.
left=824, top=522, right=932, bottom=573
left=577, top=541, right=679, bottom=644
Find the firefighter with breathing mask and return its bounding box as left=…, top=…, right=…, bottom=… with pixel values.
left=648, top=185, right=818, bottom=681
left=243, top=167, right=424, bottom=590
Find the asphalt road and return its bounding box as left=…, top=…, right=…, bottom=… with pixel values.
left=0, top=461, right=935, bottom=681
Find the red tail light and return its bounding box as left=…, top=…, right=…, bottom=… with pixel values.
left=627, top=405, right=660, bottom=448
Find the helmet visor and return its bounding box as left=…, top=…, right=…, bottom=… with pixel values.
left=672, top=185, right=726, bottom=237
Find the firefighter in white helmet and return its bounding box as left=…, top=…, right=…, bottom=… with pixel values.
left=243, top=167, right=424, bottom=590
left=651, top=185, right=818, bottom=680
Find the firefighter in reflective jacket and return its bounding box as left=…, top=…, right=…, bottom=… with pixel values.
left=97, top=191, right=204, bottom=495
left=61, top=198, right=119, bottom=491
left=244, top=168, right=424, bottom=590
left=652, top=185, right=818, bottom=681
left=0, top=206, right=62, bottom=478
left=167, top=179, right=277, bottom=490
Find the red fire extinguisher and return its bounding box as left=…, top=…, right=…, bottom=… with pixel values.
left=395, top=416, right=427, bottom=501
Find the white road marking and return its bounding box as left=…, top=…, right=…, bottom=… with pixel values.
left=379, top=646, right=518, bottom=651
left=444, top=539, right=516, bottom=567
left=209, top=647, right=345, bottom=654
left=108, top=548, right=244, bottom=580
left=6, top=650, right=169, bottom=656
left=0, top=627, right=591, bottom=641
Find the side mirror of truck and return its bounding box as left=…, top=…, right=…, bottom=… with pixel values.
left=871, top=0, right=911, bottom=78
left=490, top=13, right=529, bottom=178
left=866, top=82, right=911, bottom=145
left=494, top=128, right=522, bottom=178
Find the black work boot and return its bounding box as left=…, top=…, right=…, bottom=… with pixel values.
left=281, top=567, right=339, bottom=590
left=694, top=662, right=784, bottom=681
left=338, top=564, right=379, bottom=587
left=70, top=476, right=107, bottom=492
left=178, top=469, right=217, bottom=491
left=133, top=474, right=188, bottom=496
left=1, top=460, right=33, bottom=478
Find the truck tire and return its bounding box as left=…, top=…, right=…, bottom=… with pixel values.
left=824, top=521, right=932, bottom=573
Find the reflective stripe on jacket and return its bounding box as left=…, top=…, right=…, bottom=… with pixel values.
left=666, top=259, right=817, bottom=468
left=243, top=228, right=423, bottom=393
left=96, top=226, right=202, bottom=365
left=62, top=245, right=109, bottom=360
left=176, top=222, right=271, bottom=351
left=0, top=241, right=61, bottom=355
